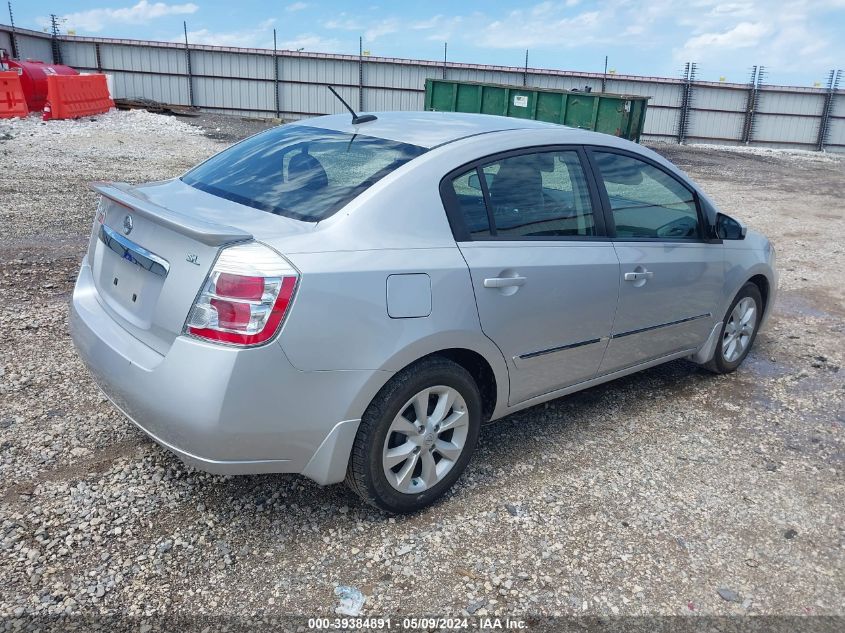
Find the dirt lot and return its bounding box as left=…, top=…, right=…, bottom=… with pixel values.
left=0, top=111, right=843, bottom=628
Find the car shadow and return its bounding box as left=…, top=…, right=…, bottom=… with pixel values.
left=182, top=356, right=735, bottom=526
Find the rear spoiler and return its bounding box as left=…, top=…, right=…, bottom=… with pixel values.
left=90, top=182, right=253, bottom=246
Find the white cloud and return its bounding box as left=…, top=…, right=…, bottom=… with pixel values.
left=325, top=2, right=611, bottom=49
left=411, top=15, right=444, bottom=30
left=681, top=21, right=771, bottom=53
left=323, top=16, right=363, bottom=30
left=183, top=19, right=276, bottom=48
left=617, top=0, right=677, bottom=42
left=285, top=2, right=309, bottom=11
left=280, top=33, right=343, bottom=52
left=323, top=14, right=400, bottom=41
left=411, top=14, right=465, bottom=41
left=421, top=0, right=843, bottom=82
left=364, top=18, right=400, bottom=41
left=672, top=0, right=843, bottom=78
left=51, top=0, right=198, bottom=33
left=708, top=2, right=755, bottom=17
left=478, top=5, right=602, bottom=48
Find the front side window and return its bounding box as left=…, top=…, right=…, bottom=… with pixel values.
left=182, top=125, right=427, bottom=222
left=592, top=151, right=701, bottom=239
left=446, top=150, right=597, bottom=239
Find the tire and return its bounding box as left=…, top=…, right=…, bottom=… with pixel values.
left=705, top=282, right=763, bottom=374
left=345, top=356, right=482, bottom=514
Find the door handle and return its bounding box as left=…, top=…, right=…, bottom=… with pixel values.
left=624, top=271, right=654, bottom=281
left=483, top=276, right=527, bottom=288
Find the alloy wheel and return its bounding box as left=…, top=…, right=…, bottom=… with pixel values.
left=722, top=297, right=757, bottom=362
left=382, top=386, right=469, bottom=494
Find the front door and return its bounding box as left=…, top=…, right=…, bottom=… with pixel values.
left=587, top=149, right=725, bottom=374
left=442, top=148, right=620, bottom=405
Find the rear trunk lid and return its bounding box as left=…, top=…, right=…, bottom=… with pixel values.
left=87, top=179, right=312, bottom=354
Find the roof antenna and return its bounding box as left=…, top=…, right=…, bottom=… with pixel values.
left=327, top=85, right=377, bottom=124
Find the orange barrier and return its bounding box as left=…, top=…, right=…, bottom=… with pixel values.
left=0, top=71, right=29, bottom=118
left=43, top=74, right=113, bottom=121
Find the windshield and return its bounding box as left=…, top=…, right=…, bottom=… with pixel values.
left=182, top=125, right=427, bottom=222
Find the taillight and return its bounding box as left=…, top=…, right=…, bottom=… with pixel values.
left=185, top=242, right=298, bottom=346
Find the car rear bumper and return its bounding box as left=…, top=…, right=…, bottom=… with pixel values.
left=69, top=258, right=384, bottom=484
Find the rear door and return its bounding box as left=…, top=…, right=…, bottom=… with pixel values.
left=441, top=147, right=620, bottom=405
left=586, top=148, right=724, bottom=374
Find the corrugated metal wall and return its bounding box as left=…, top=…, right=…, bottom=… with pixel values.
left=2, top=25, right=843, bottom=152
left=1, top=27, right=52, bottom=61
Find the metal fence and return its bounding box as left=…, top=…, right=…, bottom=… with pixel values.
left=2, top=24, right=843, bottom=152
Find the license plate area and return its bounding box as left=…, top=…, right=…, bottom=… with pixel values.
left=93, top=224, right=169, bottom=329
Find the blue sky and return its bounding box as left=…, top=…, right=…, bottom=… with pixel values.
left=13, top=1, right=845, bottom=86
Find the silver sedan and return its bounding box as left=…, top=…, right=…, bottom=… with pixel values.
left=70, top=111, right=777, bottom=513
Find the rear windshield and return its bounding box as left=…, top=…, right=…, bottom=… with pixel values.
left=181, top=125, right=427, bottom=222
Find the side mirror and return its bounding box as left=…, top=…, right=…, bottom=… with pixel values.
left=715, top=213, right=746, bottom=240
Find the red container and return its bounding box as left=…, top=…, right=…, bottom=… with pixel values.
left=0, top=55, right=79, bottom=112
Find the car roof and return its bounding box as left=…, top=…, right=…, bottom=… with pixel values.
left=292, top=111, right=567, bottom=149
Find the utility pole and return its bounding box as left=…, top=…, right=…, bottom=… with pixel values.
left=273, top=28, right=280, bottom=119
left=602, top=55, right=608, bottom=92
left=677, top=61, right=697, bottom=145
left=358, top=36, right=364, bottom=111
left=49, top=13, right=63, bottom=64
left=817, top=69, right=842, bottom=151
left=7, top=2, right=19, bottom=58
left=183, top=21, right=194, bottom=107
left=741, top=65, right=759, bottom=145
left=442, top=42, right=447, bottom=79
left=523, top=49, right=529, bottom=86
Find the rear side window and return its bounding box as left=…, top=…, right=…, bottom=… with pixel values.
left=448, top=168, right=492, bottom=238
left=446, top=150, right=597, bottom=239
left=182, top=125, right=427, bottom=222
left=592, top=151, right=700, bottom=239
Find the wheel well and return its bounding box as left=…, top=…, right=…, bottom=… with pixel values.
left=423, top=348, right=497, bottom=422
left=748, top=274, right=770, bottom=311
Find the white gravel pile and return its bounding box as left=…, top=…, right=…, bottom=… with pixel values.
left=687, top=142, right=844, bottom=163
left=0, top=109, right=222, bottom=244
left=0, top=108, right=205, bottom=143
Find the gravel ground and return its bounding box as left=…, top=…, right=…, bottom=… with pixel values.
left=185, top=111, right=277, bottom=142
left=0, top=111, right=843, bottom=628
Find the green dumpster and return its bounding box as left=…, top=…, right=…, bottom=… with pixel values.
left=424, top=78, right=650, bottom=142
